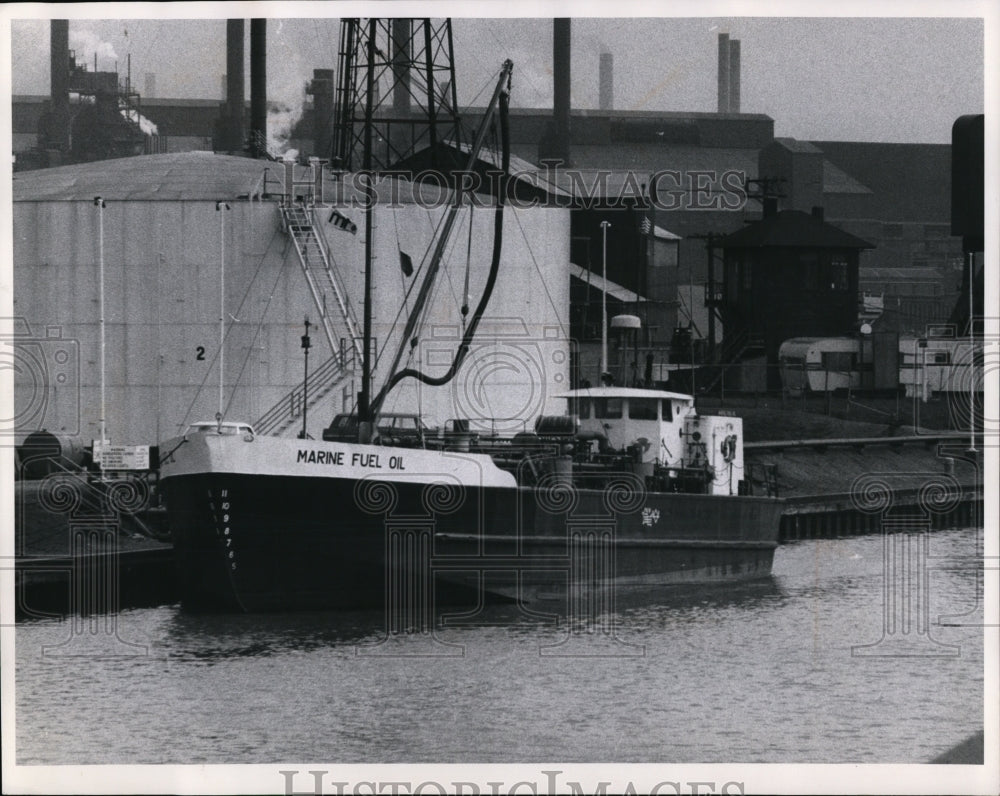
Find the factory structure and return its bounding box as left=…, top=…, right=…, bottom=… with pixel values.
left=11, top=20, right=981, bottom=453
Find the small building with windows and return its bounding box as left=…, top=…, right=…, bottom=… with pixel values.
left=717, top=205, right=874, bottom=387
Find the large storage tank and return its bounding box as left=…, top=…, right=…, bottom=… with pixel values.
left=12, top=152, right=571, bottom=447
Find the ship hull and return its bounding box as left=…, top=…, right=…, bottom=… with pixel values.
left=160, top=435, right=782, bottom=613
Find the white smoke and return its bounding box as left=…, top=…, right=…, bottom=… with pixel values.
left=138, top=114, right=158, bottom=136
left=134, top=111, right=159, bottom=136
left=69, top=26, right=118, bottom=67
left=118, top=99, right=159, bottom=135
left=267, top=102, right=303, bottom=159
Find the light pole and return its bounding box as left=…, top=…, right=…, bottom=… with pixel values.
left=300, top=316, right=312, bottom=439
left=967, top=250, right=977, bottom=454
left=216, top=201, right=230, bottom=423
left=600, top=220, right=611, bottom=382
left=93, top=197, right=107, bottom=459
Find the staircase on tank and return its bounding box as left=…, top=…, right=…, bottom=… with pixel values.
left=255, top=204, right=364, bottom=437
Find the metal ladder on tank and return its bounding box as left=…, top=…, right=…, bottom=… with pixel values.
left=255, top=203, right=364, bottom=437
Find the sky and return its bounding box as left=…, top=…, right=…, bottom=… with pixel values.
left=6, top=11, right=989, bottom=144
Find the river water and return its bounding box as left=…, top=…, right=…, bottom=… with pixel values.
left=15, top=527, right=984, bottom=766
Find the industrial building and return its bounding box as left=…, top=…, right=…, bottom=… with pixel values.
left=717, top=204, right=874, bottom=389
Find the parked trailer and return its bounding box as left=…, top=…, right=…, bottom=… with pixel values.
left=898, top=336, right=981, bottom=400
left=778, top=334, right=982, bottom=399
left=778, top=337, right=860, bottom=394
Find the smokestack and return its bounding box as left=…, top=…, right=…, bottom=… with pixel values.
left=728, top=39, right=740, bottom=114
left=390, top=19, right=412, bottom=160
left=553, top=18, right=571, bottom=163
left=49, top=19, right=70, bottom=152
left=224, top=19, right=245, bottom=152
left=250, top=18, right=267, bottom=156
left=599, top=52, right=613, bottom=111
left=144, top=72, right=156, bottom=98
left=537, top=19, right=572, bottom=165
left=717, top=33, right=730, bottom=114
left=308, top=68, right=335, bottom=160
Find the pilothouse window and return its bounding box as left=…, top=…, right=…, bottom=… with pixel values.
left=594, top=398, right=623, bottom=419
left=661, top=400, right=673, bottom=422
left=629, top=398, right=658, bottom=420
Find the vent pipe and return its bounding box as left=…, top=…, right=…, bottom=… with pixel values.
left=599, top=52, right=613, bottom=111
left=250, top=18, right=267, bottom=156
left=717, top=33, right=730, bottom=114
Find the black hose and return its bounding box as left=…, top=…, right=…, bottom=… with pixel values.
left=370, top=84, right=511, bottom=406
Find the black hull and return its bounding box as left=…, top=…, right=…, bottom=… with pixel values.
left=163, top=472, right=782, bottom=614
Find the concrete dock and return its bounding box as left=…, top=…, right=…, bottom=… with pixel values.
left=14, top=478, right=176, bottom=619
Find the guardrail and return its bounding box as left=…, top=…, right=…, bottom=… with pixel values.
left=744, top=433, right=981, bottom=452
left=254, top=353, right=345, bottom=437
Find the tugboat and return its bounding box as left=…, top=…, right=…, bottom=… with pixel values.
left=159, top=54, right=783, bottom=613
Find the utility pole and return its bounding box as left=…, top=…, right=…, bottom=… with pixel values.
left=690, top=232, right=726, bottom=364
left=744, top=177, right=787, bottom=208
left=600, top=220, right=611, bottom=381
